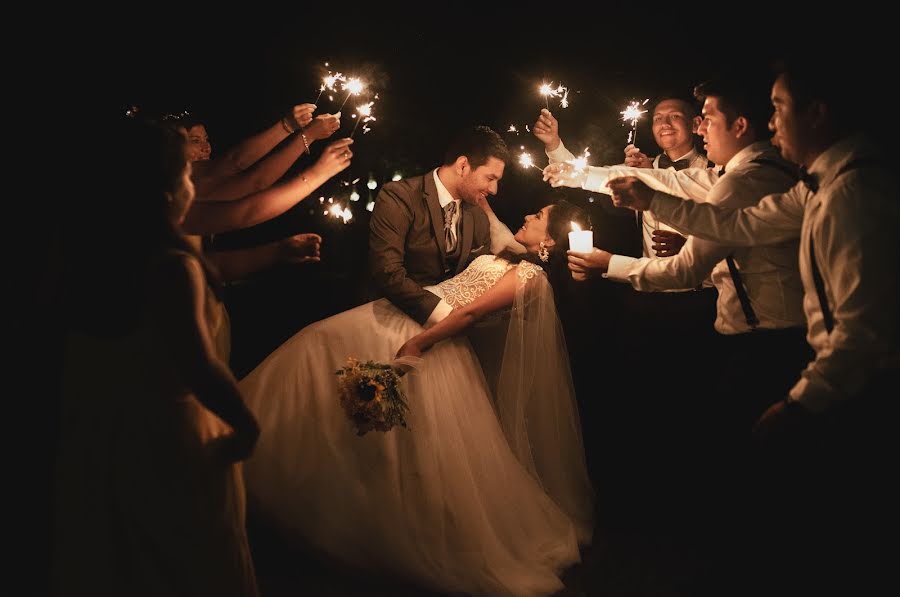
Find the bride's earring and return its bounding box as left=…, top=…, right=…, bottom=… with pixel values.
left=538, top=241, right=550, bottom=263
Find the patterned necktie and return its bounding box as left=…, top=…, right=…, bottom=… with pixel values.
left=444, top=201, right=458, bottom=253
left=657, top=154, right=691, bottom=170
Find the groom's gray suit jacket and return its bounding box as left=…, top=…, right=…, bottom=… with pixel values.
left=369, top=171, right=491, bottom=325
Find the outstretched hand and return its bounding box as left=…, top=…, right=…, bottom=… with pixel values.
left=279, top=233, right=322, bottom=264
left=533, top=108, right=561, bottom=151
left=542, top=162, right=586, bottom=188
left=607, top=176, right=654, bottom=211
left=287, top=103, right=317, bottom=131
left=651, top=230, right=686, bottom=257
left=395, top=339, right=423, bottom=361
left=314, top=138, right=354, bottom=178
left=304, top=113, right=341, bottom=142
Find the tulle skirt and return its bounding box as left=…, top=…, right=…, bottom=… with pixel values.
left=240, top=298, right=582, bottom=596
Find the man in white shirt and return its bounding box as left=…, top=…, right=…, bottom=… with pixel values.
left=534, top=96, right=721, bottom=524
left=550, top=75, right=811, bottom=433
left=607, top=58, right=897, bottom=591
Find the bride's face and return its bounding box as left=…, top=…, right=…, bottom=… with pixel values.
left=514, top=205, right=553, bottom=252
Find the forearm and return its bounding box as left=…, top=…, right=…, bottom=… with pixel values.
left=206, top=244, right=280, bottom=282
left=370, top=263, right=440, bottom=325
left=651, top=186, right=804, bottom=246
left=408, top=306, right=480, bottom=352
left=546, top=140, right=576, bottom=164
left=222, top=120, right=290, bottom=172
left=197, top=134, right=308, bottom=202
left=620, top=237, right=725, bottom=291
left=609, top=166, right=717, bottom=200
left=183, top=164, right=329, bottom=235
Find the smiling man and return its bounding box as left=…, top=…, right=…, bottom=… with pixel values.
left=369, top=125, right=509, bottom=326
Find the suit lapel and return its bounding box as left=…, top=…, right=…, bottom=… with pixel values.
left=455, top=202, right=474, bottom=274
left=422, top=171, right=448, bottom=273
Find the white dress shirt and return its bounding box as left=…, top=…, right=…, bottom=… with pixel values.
left=605, top=142, right=805, bottom=334
left=645, top=135, right=898, bottom=412
left=425, top=169, right=460, bottom=327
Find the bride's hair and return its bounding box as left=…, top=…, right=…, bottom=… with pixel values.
left=511, top=198, right=590, bottom=266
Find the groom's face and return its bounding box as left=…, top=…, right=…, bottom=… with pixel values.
left=458, top=156, right=505, bottom=205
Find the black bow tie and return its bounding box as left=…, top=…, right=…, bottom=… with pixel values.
left=658, top=154, right=691, bottom=170
left=799, top=168, right=819, bottom=193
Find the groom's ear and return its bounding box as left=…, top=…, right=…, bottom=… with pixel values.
left=455, top=156, right=469, bottom=176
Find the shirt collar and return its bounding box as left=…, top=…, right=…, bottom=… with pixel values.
left=724, top=140, right=773, bottom=172
left=807, top=133, right=870, bottom=188
left=433, top=168, right=457, bottom=209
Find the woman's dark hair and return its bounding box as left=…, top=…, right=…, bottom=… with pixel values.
left=513, top=197, right=591, bottom=289
left=65, top=116, right=220, bottom=335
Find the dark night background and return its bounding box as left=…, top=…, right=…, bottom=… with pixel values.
left=29, top=15, right=892, bottom=596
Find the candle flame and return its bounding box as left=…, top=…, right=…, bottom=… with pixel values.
left=571, top=221, right=582, bottom=232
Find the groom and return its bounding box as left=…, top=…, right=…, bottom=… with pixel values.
left=369, top=126, right=510, bottom=326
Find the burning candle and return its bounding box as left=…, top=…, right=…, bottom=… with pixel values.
left=568, top=222, right=593, bottom=253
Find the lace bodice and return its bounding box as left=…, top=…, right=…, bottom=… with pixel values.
left=435, top=255, right=543, bottom=309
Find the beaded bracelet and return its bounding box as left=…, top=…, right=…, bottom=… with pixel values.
left=300, top=132, right=311, bottom=155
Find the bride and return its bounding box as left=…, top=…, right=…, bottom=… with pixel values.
left=239, top=198, right=595, bottom=596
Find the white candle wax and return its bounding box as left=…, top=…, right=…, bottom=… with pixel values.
left=568, top=229, right=593, bottom=253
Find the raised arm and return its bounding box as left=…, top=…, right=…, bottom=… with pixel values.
left=148, top=254, right=259, bottom=462
left=192, top=104, right=317, bottom=192
left=396, top=267, right=520, bottom=358
left=182, top=138, right=352, bottom=235
left=197, top=113, right=341, bottom=202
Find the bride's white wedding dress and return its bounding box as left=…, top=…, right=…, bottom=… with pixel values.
left=240, top=254, right=594, bottom=596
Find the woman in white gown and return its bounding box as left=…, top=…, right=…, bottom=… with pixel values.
left=240, top=199, right=595, bottom=596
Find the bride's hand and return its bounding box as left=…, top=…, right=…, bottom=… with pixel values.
left=395, top=339, right=423, bottom=361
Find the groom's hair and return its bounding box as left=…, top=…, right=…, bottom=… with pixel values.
left=442, top=125, right=510, bottom=169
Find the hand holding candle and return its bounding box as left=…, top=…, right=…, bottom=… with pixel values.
left=568, top=222, right=595, bottom=281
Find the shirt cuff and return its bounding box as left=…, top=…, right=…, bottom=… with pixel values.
left=545, top=140, right=571, bottom=162
left=424, top=299, right=453, bottom=328
left=583, top=167, right=612, bottom=194
left=607, top=254, right=637, bottom=281
left=787, top=375, right=833, bottom=413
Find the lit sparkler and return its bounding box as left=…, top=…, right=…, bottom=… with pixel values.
left=621, top=99, right=649, bottom=145
left=539, top=81, right=569, bottom=110
left=349, top=101, right=376, bottom=138
left=314, top=69, right=345, bottom=106
left=518, top=151, right=542, bottom=171
left=338, top=77, right=365, bottom=111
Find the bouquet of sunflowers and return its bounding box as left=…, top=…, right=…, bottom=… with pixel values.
left=336, top=358, right=411, bottom=436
